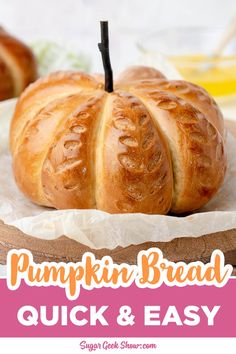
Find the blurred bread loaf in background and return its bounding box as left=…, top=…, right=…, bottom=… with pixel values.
left=0, top=26, right=37, bottom=101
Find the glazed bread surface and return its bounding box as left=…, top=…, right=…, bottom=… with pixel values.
left=10, top=66, right=226, bottom=214
left=0, top=26, right=37, bottom=100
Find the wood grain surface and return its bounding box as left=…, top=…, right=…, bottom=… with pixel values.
left=0, top=120, right=236, bottom=266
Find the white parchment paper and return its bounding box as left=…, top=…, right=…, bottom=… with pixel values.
left=1, top=98, right=236, bottom=250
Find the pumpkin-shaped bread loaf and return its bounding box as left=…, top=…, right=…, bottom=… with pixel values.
left=0, top=26, right=37, bottom=101
left=10, top=65, right=226, bottom=214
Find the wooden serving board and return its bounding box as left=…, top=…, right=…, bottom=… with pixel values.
left=0, top=120, right=236, bottom=267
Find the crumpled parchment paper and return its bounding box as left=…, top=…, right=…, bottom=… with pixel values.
left=1, top=98, right=236, bottom=250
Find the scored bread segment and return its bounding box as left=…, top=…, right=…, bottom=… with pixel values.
left=12, top=93, right=102, bottom=206
left=129, top=78, right=224, bottom=137
left=156, top=80, right=224, bottom=137
left=41, top=92, right=106, bottom=209
left=95, top=91, right=173, bottom=214
left=10, top=71, right=102, bottom=154
left=131, top=88, right=226, bottom=213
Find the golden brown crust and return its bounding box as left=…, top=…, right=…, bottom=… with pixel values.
left=128, top=78, right=224, bottom=136
left=158, top=80, right=224, bottom=135
left=92, top=73, right=104, bottom=86
left=0, top=27, right=37, bottom=99
left=116, top=65, right=166, bottom=84
left=12, top=93, right=99, bottom=206
left=95, top=91, right=173, bottom=214
left=0, top=56, right=14, bottom=100
left=42, top=92, right=106, bottom=209
left=10, top=71, right=102, bottom=154
left=131, top=88, right=226, bottom=213
left=10, top=66, right=227, bottom=214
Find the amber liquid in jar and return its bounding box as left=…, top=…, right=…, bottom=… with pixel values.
left=170, top=55, right=236, bottom=97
